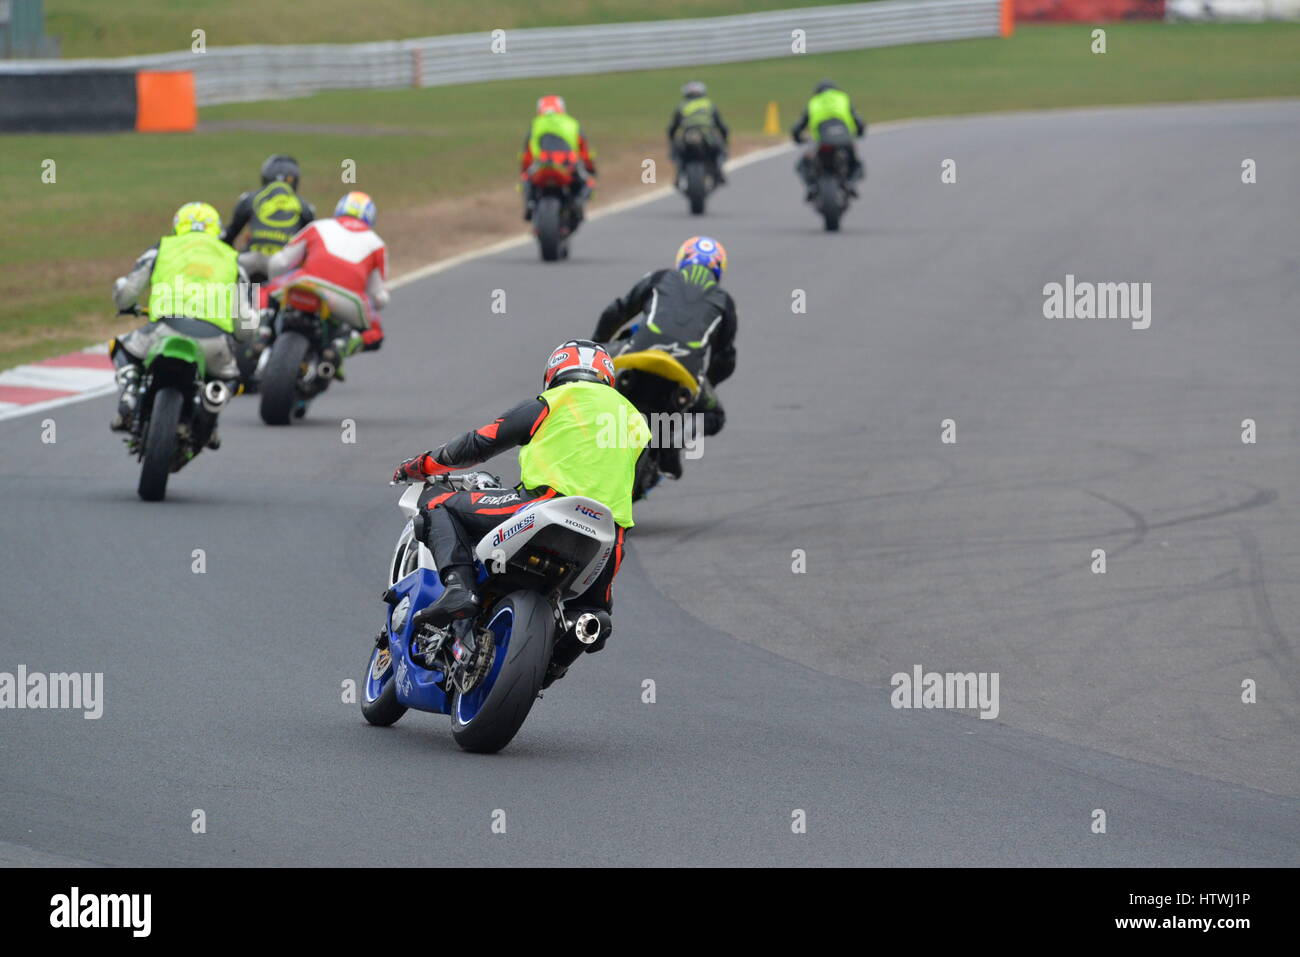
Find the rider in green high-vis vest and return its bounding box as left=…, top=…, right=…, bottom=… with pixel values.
left=519, top=94, right=597, bottom=223
left=110, top=201, right=253, bottom=442
left=667, top=80, right=730, bottom=185
left=393, top=339, right=650, bottom=686
left=790, top=79, right=867, bottom=199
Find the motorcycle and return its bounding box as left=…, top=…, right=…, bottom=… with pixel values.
left=675, top=126, right=723, bottom=216
left=118, top=313, right=232, bottom=502
left=611, top=347, right=700, bottom=501
left=361, top=472, right=617, bottom=753
left=804, top=121, right=857, bottom=232
left=527, top=137, right=586, bottom=262
left=257, top=284, right=352, bottom=425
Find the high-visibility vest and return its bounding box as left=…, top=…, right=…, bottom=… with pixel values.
left=518, top=380, right=650, bottom=527
left=147, top=232, right=239, bottom=331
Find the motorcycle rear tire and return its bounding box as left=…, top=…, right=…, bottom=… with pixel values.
left=138, top=386, right=184, bottom=502
left=819, top=174, right=843, bottom=232
left=450, top=591, right=554, bottom=754
left=260, top=330, right=311, bottom=425
left=536, top=197, right=563, bottom=262
left=685, top=161, right=708, bottom=216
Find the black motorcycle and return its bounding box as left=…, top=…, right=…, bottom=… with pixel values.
left=675, top=126, right=723, bottom=216
left=258, top=285, right=348, bottom=425
left=610, top=349, right=700, bottom=501
left=804, top=121, right=857, bottom=232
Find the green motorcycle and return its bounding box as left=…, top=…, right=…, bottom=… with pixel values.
left=126, top=322, right=233, bottom=501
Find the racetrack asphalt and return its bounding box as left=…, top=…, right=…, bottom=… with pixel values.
left=1, top=100, right=1296, bottom=866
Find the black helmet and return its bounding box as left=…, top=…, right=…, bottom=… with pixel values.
left=814, top=79, right=837, bottom=95
left=260, top=154, right=301, bottom=188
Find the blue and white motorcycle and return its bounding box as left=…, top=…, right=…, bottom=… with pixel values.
left=361, top=472, right=616, bottom=753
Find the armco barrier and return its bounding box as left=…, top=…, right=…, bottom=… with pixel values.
left=0, top=0, right=1007, bottom=112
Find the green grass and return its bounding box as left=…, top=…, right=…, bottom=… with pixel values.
left=3, top=22, right=1299, bottom=369
left=47, top=0, right=874, bottom=57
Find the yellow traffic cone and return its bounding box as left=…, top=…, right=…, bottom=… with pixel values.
left=763, top=101, right=780, bottom=136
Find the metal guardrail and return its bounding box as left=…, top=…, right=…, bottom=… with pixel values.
left=0, top=0, right=1003, bottom=105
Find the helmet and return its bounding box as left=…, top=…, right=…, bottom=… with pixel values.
left=543, top=339, right=615, bottom=390
left=172, top=201, right=222, bottom=238
left=675, top=235, right=728, bottom=281
left=334, top=191, right=376, bottom=226
left=814, top=79, right=837, bottom=95
left=260, top=154, right=301, bottom=188
left=681, top=81, right=707, bottom=99
left=537, top=95, right=566, bottom=115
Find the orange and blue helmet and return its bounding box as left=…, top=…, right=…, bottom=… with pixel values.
left=543, top=339, right=615, bottom=390
left=675, top=236, right=727, bottom=281
left=537, top=95, right=566, bottom=116
left=334, top=191, right=376, bottom=226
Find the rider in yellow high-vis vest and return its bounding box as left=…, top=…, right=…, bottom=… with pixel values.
left=790, top=79, right=867, bottom=198
left=393, top=339, right=649, bottom=683
left=519, top=95, right=597, bottom=222
left=668, top=80, right=730, bottom=184
left=109, top=202, right=252, bottom=441
left=221, top=154, right=316, bottom=270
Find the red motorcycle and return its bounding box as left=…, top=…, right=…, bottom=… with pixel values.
left=526, top=140, right=589, bottom=262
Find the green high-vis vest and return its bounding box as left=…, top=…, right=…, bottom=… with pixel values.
left=528, top=112, right=581, bottom=161
left=806, top=88, right=856, bottom=142
left=147, top=233, right=239, bottom=332
left=518, top=381, right=650, bottom=528
left=680, top=97, right=715, bottom=127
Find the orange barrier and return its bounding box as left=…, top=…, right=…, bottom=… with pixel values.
left=1001, top=0, right=1016, bottom=35
left=135, top=70, right=196, bottom=132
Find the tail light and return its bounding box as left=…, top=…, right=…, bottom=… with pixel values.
left=287, top=287, right=322, bottom=313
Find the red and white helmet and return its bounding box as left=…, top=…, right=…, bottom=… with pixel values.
left=537, top=95, right=566, bottom=116
left=543, top=339, right=615, bottom=390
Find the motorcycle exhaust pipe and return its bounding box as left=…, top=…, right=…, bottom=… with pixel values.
left=572, top=610, right=611, bottom=646
left=201, top=379, right=232, bottom=414
left=316, top=361, right=336, bottom=381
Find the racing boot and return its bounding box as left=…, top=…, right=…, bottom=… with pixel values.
left=109, top=366, right=141, bottom=432
left=658, top=445, right=684, bottom=480
left=413, top=565, right=480, bottom=629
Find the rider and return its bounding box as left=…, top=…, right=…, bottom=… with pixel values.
left=667, top=81, right=729, bottom=185
left=392, top=340, right=651, bottom=684
left=519, top=95, right=597, bottom=223
left=109, top=201, right=253, bottom=445
left=592, top=236, right=736, bottom=480
left=791, top=79, right=866, bottom=200
left=264, top=190, right=389, bottom=369
left=221, top=154, right=315, bottom=278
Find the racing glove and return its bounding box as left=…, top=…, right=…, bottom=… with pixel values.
left=393, top=452, right=437, bottom=484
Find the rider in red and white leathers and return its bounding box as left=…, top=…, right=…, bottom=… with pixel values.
left=265, top=191, right=389, bottom=352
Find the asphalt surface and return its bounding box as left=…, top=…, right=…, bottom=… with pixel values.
left=1, top=101, right=1297, bottom=866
